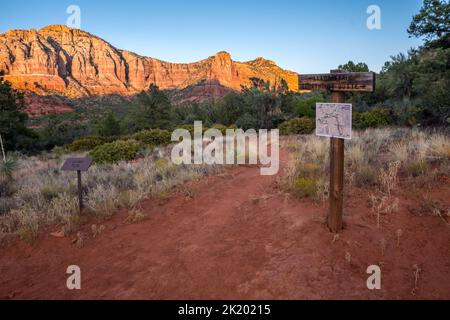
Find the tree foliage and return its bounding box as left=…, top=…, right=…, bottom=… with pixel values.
left=338, top=61, right=370, bottom=72
left=408, top=0, right=450, bottom=48
left=0, top=72, right=37, bottom=152
left=97, top=112, right=121, bottom=137
left=121, top=84, right=173, bottom=133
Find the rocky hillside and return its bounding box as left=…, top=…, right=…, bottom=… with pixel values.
left=0, top=25, right=299, bottom=103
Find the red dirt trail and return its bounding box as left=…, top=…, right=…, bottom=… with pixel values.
left=0, top=149, right=449, bottom=299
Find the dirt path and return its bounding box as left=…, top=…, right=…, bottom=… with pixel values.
left=1, top=150, right=449, bottom=299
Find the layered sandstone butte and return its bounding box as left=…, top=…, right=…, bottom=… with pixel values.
left=0, top=25, right=299, bottom=100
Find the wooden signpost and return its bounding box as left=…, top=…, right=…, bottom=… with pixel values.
left=299, top=72, right=375, bottom=92
left=61, top=157, right=92, bottom=213
left=298, top=71, right=375, bottom=233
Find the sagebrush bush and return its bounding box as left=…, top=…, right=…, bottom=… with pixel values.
left=177, top=124, right=210, bottom=138
left=0, top=176, right=16, bottom=197
left=407, top=161, right=429, bottom=177
left=66, top=136, right=109, bottom=152
left=89, top=139, right=140, bottom=163
left=132, top=129, right=171, bottom=147
left=211, top=124, right=228, bottom=134
left=353, top=108, right=392, bottom=129
left=0, top=197, right=17, bottom=215
left=13, top=205, right=40, bottom=242
left=293, top=177, right=318, bottom=198
left=354, top=165, right=378, bottom=187
left=279, top=117, right=315, bottom=135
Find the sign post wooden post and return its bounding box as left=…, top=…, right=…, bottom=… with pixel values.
left=77, top=170, right=83, bottom=212
left=61, top=157, right=92, bottom=214
left=299, top=70, right=375, bottom=233
left=328, top=91, right=345, bottom=233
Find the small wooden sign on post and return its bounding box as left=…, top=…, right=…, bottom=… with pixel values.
left=61, top=157, right=92, bottom=213
left=299, top=70, right=375, bottom=233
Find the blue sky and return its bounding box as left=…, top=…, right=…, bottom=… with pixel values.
left=0, top=0, right=424, bottom=73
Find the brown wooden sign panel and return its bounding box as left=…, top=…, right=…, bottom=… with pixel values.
left=61, top=157, right=92, bottom=172
left=298, top=72, right=375, bottom=92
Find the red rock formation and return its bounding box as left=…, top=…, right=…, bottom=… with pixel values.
left=23, top=94, right=74, bottom=118
left=0, top=25, right=300, bottom=100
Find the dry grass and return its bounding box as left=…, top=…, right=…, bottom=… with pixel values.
left=282, top=127, right=449, bottom=201
left=0, top=145, right=222, bottom=240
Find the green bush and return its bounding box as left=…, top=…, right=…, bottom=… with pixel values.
left=132, top=129, right=171, bottom=146
left=176, top=124, right=209, bottom=138
left=279, top=117, right=315, bottom=135
left=89, top=140, right=140, bottom=164
left=66, top=136, right=109, bottom=152
left=353, top=108, right=392, bottom=129
left=294, top=94, right=325, bottom=118
left=293, top=177, right=318, bottom=198
left=210, top=124, right=227, bottom=134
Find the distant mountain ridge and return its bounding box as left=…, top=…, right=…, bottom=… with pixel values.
left=0, top=25, right=300, bottom=103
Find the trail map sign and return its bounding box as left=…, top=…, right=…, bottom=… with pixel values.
left=298, top=72, right=375, bottom=92
left=298, top=70, right=375, bottom=233
left=316, top=103, right=352, bottom=140
left=61, top=157, right=92, bottom=212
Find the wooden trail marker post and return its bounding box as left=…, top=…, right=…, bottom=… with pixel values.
left=298, top=70, right=375, bottom=233
left=61, top=157, right=92, bottom=213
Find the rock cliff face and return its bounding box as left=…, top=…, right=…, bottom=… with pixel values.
left=0, top=25, right=299, bottom=101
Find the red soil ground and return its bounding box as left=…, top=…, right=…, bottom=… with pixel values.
left=0, top=148, right=449, bottom=299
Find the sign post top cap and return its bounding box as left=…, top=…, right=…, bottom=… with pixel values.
left=61, top=157, right=92, bottom=172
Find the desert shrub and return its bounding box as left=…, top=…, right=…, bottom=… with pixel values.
left=0, top=176, right=16, bottom=198
left=178, top=124, right=195, bottom=137
left=353, top=108, right=392, bottom=129
left=90, top=140, right=140, bottom=164
left=86, top=184, right=119, bottom=217
left=46, top=193, right=79, bottom=233
left=293, top=177, right=318, bottom=198
left=303, top=163, right=320, bottom=176
left=40, top=181, right=63, bottom=201
left=428, top=134, right=450, bottom=160
left=66, top=136, right=109, bottom=152
left=154, top=158, right=177, bottom=178
left=0, top=157, right=18, bottom=179
left=389, top=142, right=409, bottom=163
left=176, top=124, right=210, bottom=138
left=354, top=165, right=378, bottom=187
left=132, top=129, right=171, bottom=147
left=0, top=197, right=17, bottom=215
left=407, top=161, right=429, bottom=177
left=346, top=144, right=365, bottom=168
left=210, top=124, right=227, bottom=134
left=378, top=161, right=401, bottom=196
left=279, top=117, right=315, bottom=135
left=13, top=205, right=40, bottom=242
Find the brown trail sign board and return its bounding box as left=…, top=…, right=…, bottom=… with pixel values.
left=61, top=157, right=92, bottom=213
left=298, top=70, right=375, bottom=233
left=299, top=72, right=375, bottom=92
